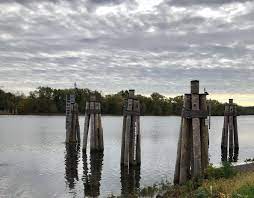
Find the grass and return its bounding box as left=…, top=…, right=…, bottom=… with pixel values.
left=108, top=163, right=254, bottom=197
left=202, top=171, right=254, bottom=197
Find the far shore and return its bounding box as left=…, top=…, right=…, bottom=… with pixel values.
left=1, top=113, right=254, bottom=116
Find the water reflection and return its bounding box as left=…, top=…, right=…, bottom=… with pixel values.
left=64, top=143, right=80, bottom=190
left=120, top=166, right=141, bottom=196
left=83, top=152, right=104, bottom=197
left=221, top=148, right=239, bottom=162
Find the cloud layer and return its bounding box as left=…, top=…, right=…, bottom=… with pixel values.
left=0, top=0, right=254, bottom=104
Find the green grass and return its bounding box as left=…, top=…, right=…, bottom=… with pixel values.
left=232, top=184, right=254, bottom=197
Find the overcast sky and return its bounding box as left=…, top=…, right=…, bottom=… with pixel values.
left=0, top=0, right=254, bottom=105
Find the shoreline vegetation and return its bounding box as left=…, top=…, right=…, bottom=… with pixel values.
left=108, top=162, right=254, bottom=198
left=1, top=86, right=254, bottom=116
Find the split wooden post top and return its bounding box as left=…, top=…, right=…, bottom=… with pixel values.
left=90, top=95, right=96, bottom=102
left=191, top=80, right=199, bottom=94
left=129, top=89, right=135, bottom=97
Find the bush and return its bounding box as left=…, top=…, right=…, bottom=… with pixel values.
left=206, top=162, right=237, bottom=179
left=194, top=187, right=210, bottom=198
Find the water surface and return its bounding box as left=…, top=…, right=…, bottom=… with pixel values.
left=0, top=115, right=254, bottom=197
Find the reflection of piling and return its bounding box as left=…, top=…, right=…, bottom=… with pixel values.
left=66, top=95, right=80, bottom=143
left=64, top=144, right=80, bottom=190
left=83, top=95, right=104, bottom=152
left=221, top=99, right=239, bottom=162
left=120, top=165, right=141, bottom=196
left=121, top=90, right=141, bottom=167
left=174, top=80, right=209, bottom=185
left=82, top=152, right=103, bottom=197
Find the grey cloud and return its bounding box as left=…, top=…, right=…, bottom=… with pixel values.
left=166, top=0, right=252, bottom=6
left=0, top=0, right=253, bottom=100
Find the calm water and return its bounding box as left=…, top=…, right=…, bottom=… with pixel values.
left=0, top=115, right=254, bottom=197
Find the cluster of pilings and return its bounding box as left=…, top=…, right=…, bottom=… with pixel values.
left=174, top=80, right=209, bottom=185
left=65, top=94, right=80, bottom=143
left=221, top=99, right=239, bottom=162
left=83, top=95, right=104, bottom=152
left=64, top=90, right=142, bottom=196
left=64, top=81, right=242, bottom=190
left=121, top=90, right=141, bottom=168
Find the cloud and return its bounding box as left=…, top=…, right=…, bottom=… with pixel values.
left=0, top=0, right=253, bottom=105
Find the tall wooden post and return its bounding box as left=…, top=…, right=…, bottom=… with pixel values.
left=121, top=90, right=141, bottom=167
left=82, top=95, right=104, bottom=152
left=221, top=99, right=239, bottom=162
left=66, top=94, right=80, bottom=143
left=174, top=80, right=209, bottom=185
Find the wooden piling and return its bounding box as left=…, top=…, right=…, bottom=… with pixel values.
left=83, top=95, right=104, bottom=152
left=98, top=103, right=104, bottom=150
left=174, top=117, right=183, bottom=185
left=192, top=84, right=202, bottom=178
left=233, top=106, right=239, bottom=150
left=200, top=94, right=209, bottom=173
left=121, top=90, right=141, bottom=167
left=65, top=95, right=80, bottom=144
left=228, top=99, right=234, bottom=154
left=174, top=80, right=209, bottom=184
left=221, top=99, right=239, bottom=161
left=221, top=105, right=229, bottom=151
left=83, top=103, right=90, bottom=151
left=179, top=94, right=191, bottom=184
left=136, top=101, right=141, bottom=165
left=124, top=98, right=132, bottom=166
left=121, top=101, right=127, bottom=164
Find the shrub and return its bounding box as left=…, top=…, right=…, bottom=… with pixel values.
left=206, top=162, right=236, bottom=179
left=194, top=187, right=210, bottom=198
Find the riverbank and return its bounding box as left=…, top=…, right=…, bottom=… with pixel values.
left=125, top=162, right=254, bottom=198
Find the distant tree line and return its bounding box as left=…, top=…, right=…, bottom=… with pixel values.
left=0, top=87, right=253, bottom=116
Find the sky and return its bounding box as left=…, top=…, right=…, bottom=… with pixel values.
left=0, top=0, right=254, bottom=106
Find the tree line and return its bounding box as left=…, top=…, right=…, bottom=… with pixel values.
left=0, top=87, right=253, bottom=116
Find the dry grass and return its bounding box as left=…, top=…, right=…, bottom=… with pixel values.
left=202, top=171, right=254, bottom=196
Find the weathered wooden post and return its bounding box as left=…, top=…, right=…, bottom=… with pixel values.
left=174, top=80, right=209, bottom=185
left=83, top=95, right=104, bottom=152
left=121, top=90, right=141, bottom=167
left=65, top=94, right=80, bottom=143
left=221, top=99, right=239, bottom=161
